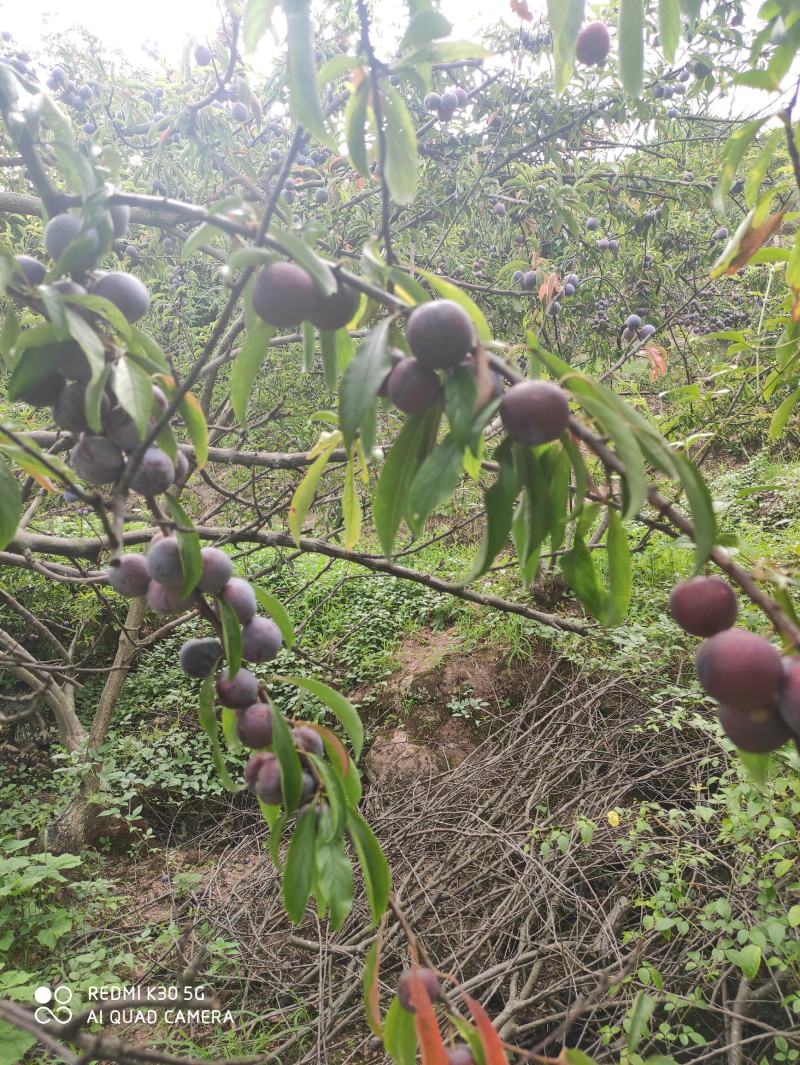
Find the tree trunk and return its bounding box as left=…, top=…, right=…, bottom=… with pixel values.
left=40, top=598, right=147, bottom=854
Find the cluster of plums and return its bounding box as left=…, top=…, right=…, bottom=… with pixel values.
left=395, top=968, right=473, bottom=1064
left=621, top=313, right=656, bottom=344
left=250, top=261, right=359, bottom=332
left=9, top=210, right=186, bottom=494
left=546, top=272, right=579, bottom=317
left=423, top=86, right=470, bottom=123
left=669, top=576, right=800, bottom=754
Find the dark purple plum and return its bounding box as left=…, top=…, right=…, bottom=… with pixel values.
left=110, top=203, right=130, bottom=239
left=218, top=577, right=257, bottom=623
left=237, top=702, right=274, bottom=748
left=146, top=581, right=195, bottom=615
left=717, top=703, right=791, bottom=753
left=45, top=213, right=101, bottom=269
left=576, top=21, right=611, bottom=65
left=669, top=576, right=738, bottom=637
left=500, top=380, right=570, bottom=446
left=107, top=553, right=151, bottom=597
left=197, top=547, right=234, bottom=594
left=695, top=629, right=783, bottom=710
left=387, top=359, right=442, bottom=415
left=253, top=753, right=282, bottom=804
left=179, top=637, right=223, bottom=677
left=12, top=255, right=46, bottom=288
left=70, top=434, right=125, bottom=484
left=91, top=271, right=151, bottom=323
left=397, top=968, right=442, bottom=1013
left=251, top=262, right=318, bottom=328
left=407, top=300, right=474, bottom=369
left=293, top=725, right=324, bottom=757
left=146, top=536, right=183, bottom=587
left=242, top=616, right=283, bottom=663
left=216, top=667, right=260, bottom=709
left=308, top=281, right=359, bottom=331
left=130, top=447, right=175, bottom=496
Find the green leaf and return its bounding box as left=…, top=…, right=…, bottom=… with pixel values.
left=733, top=943, right=761, bottom=981
left=289, top=446, right=334, bottom=544
left=603, top=509, right=631, bottom=626
left=374, top=410, right=438, bottom=557
left=129, top=327, right=171, bottom=373
left=254, top=586, right=294, bottom=649
left=278, top=675, right=364, bottom=759
left=407, top=433, right=463, bottom=534
left=339, top=320, right=391, bottom=449
left=318, top=54, right=363, bottom=88
left=788, top=904, right=800, bottom=928
left=561, top=537, right=604, bottom=619
left=113, top=358, right=153, bottom=436
left=282, top=808, right=316, bottom=922
left=769, top=387, right=800, bottom=440
left=270, top=226, right=337, bottom=297
left=306, top=753, right=346, bottom=838
left=84, top=364, right=113, bottom=434
left=218, top=598, right=243, bottom=678
left=243, top=0, right=280, bottom=53
left=66, top=309, right=106, bottom=379
left=563, top=1051, right=601, bottom=1065
left=345, top=80, right=370, bottom=179
left=618, top=0, right=644, bottom=96
left=445, top=367, right=478, bottom=450
left=384, top=997, right=417, bottom=1065
left=625, top=990, right=655, bottom=1053
left=271, top=704, right=303, bottom=811
left=283, top=0, right=332, bottom=147
left=320, top=330, right=338, bottom=391
left=163, top=495, right=202, bottom=597
left=347, top=809, right=391, bottom=924
left=343, top=452, right=362, bottom=550
left=231, top=321, right=274, bottom=424
left=737, top=750, right=771, bottom=787
left=674, top=455, right=716, bottom=569
left=0, top=459, right=21, bottom=551
left=464, top=438, right=517, bottom=582
left=399, top=10, right=452, bottom=50
left=382, top=84, right=419, bottom=206
left=548, top=0, right=585, bottom=92
left=198, top=675, right=239, bottom=792
left=315, top=835, right=354, bottom=929
left=363, top=939, right=384, bottom=1037
left=181, top=222, right=221, bottom=260
left=657, top=0, right=680, bottom=62
left=415, top=269, right=491, bottom=342
left=302, top=320, right=316, bottom=373
left=0, top=1021, right=36, bottom=1065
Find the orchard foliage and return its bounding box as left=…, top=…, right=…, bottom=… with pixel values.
left=1, top=0, right=800, bottom=1061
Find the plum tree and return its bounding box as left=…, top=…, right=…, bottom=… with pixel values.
left=130, top=447, right=176, bottom=496
left=179, top=637, right=223, bottom=678
left=575, top=21, right=611, bottom=65
left=308, top=280, right=358, bottom=331
left=242, top=616, right=283, bottom=662
left=292, top=725, right=324, bottom=756
left=386, top=358, right=442, bottom=415
left=70, top=434, right=125, bottom=484
left=500, top=380, right=570, bottom=446
left=107, top=554, right=151, bottom=598
left=197, top=547, right=234, bottom=594
left=237, top=702, right=273, bottom=748
left=695, top=629, right=784, bottom=710
left=669, top=576, right=738, bottom=637
left=397, top=968, right=442, bottom=1012
left=717, top=703, right=791, bottom=753
left=406, top=300, right=474, bottom=369
left=251, top=261, right=318, bottom=328
left=145, top=536, right=183, bottom=587
left=216, top=667, right=260, bottom=708
left=91, top=272, right=150, bottom=323
left=218, top=577, right=257, bottom=623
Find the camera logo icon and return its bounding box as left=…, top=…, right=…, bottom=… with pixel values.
left=34, top=985, right=73, bottom=1024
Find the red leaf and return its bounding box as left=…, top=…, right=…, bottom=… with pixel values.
left=510, top=0, right=533, bottom=19
left=408, top=970, right=448, bottom=1065
left=464, top=995, right=508, bottom=1065
left=645, top=345, right=668, bottom=381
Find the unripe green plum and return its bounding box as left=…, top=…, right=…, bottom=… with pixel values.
left=179, top=637, right=223, bottom=677
left=107, top=553, right=151, bottom=597
left=397, top=968, right=442, bottom=1013
left=406, top=300, right=474, bottom=369
left=242, top=616, right=283, bottom=663
left=695, top=629, right=783, bottom=710
left=251, top=262, right=318, bottom=328
left=216, top=667, right=260, bottom=709
left=237, top=702, right=273, bottom=748
left=146, top=536, right=184, bottom=587
left=70, top=434, right=125, bottom=484
left=669, top=576, right=738, bottom=637
left=197, top=547, right=234, bottom=594
left=500, top=380, right=570, bottom=446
